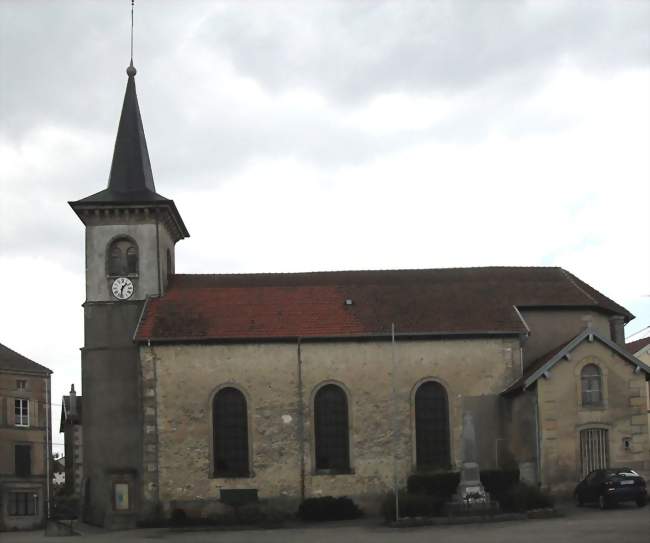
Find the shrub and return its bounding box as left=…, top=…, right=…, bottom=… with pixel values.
left=236, top=503, right=265, bottom=524
left=50, top=496, right=79, bottom=520
left=500, top=482, right=554, bottom=512
left=137, top=502, right=166, bottom=528
left=298, top=496, right=363, bottom=522
left=381, top=491, right=445, bottom=522
left=170, top=508, right=188, bottom=527
left=480, top=469, right=520, bottom=504
left=205, top=511, right=238, bottom=526
left=407, top=471, right=460, bottom=499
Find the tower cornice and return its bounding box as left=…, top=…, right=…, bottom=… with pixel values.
left=69, top=200, right=189, bottom=242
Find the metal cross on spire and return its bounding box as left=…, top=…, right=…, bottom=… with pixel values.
left=127, top=1, right=137, bottom=76
left=130, top=0, right=135, bottom=62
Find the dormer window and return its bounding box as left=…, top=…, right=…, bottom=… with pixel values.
left=107, top=238, right=138, bottom=276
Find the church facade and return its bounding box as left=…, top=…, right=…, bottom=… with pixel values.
left=69, top=63, right=650, bottom=528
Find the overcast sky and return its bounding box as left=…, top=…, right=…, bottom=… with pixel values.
left=1, top=0, right=649, bottom=454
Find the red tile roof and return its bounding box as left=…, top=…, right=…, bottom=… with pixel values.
left=626, top=336, right=650, bottom=355
left=502, top=338, right=574, bottom=395
left=503, top=326, right=650, bottom=396
left=135, top=267, right=633, bottom=342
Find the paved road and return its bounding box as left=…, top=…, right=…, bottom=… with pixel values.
left=4, top=504, right=649, bottom=543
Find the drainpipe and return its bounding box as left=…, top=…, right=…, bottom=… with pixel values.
left=155, top=215, right=162, bottom=296
left=391, top=323, right=400, bottom=520
left=533, top=388, right=541, bottom=486
left=297, top=338, right=305, bottom=502
left=45, top=374, right=51, bottom=520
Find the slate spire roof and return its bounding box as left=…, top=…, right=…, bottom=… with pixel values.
left=74, top=62, right=167, bottom=204
left=70, top=62, right=189, bottom=238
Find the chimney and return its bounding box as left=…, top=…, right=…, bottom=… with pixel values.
left=609, top=316, right=625, bottom=346
left=69, top=384, right=77, bottom=418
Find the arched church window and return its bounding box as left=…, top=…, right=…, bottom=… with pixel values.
left=314, top=384, right=350, bottom=472
left=581, top=364, right=602, bottom=406
left=212, top=387, right=249, bottom=477
left=107, top=238, right=138, bottom=276
left=415, top=381, right=450, bottom=470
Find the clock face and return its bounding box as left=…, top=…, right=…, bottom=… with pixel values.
left=111, top=277, right=134, bottom=300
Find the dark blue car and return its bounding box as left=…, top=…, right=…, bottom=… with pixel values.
left=575, top=468, right=647, bottom=509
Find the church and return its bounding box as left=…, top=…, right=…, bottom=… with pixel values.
left=69, top=60, right=650, bottom=529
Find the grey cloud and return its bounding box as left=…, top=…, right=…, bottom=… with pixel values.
left=198, top=2, right=649, bottom=102
left=1, top=0, right=647, bottom=255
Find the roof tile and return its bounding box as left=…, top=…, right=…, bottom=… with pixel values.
left=136, top=267, right=632, bottom=342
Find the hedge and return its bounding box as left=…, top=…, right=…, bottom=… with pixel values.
left=407, top=471, right=460, bottom=498
left=381, top=492, right=446, bottom=522
left=298, top=496, right=363, bottom=522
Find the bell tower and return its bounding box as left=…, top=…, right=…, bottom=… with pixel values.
left=69, top=60, right=188, bottom=528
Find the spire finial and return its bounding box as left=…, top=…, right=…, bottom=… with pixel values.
left=126, top=1, right=137, bottom=77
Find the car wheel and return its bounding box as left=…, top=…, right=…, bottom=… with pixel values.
left=636, top=496, right=647, bottom=508
left=598, top=495, right=608, bottom=510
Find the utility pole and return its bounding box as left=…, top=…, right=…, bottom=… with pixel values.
left=391, top=323, right=400, bottom=520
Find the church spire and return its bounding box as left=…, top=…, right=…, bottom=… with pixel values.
left=105, top=62, right=157, bottom=197
left=69, top=0, right=189, bottom=240
left=71, top=62, right=171, bottom=205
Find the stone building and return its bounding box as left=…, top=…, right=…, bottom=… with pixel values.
left=69, top=61, right=650, bottom=528
left=627, top=337, right=650, bottom=455
left=0, top=343, right=52, bottom=531
left=60, top=385, right=83, bottom=498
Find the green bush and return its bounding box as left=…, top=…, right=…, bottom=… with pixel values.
left=169, top=508, right=188, bottom=527
left=407, top=471, right=460, bottom=498
left=381, top=491, right=446, bottom=522
left=499, top=482, right=554, bottom=512
left=298, top=496, right=363, bottom=522
left=236, top=503, right=266, bottom=524
left=50, top=496, right=79, bottom=520
left=480, top=469, right=520, bottom=504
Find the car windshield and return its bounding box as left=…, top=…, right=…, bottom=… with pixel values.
left=605, top=468, right=638, bottom=477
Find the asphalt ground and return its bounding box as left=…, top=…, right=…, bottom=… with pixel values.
left=3, top=502, right=649, bottom=543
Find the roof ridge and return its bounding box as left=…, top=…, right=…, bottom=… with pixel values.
left=172, top=266, right=562, bottom=278
left=504, top=328, right=650, bottom=395
left=559, top=268, right=597, bottom=304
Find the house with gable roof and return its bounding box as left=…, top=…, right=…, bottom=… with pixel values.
left=0, top=343, right=52, bottom=531
left=68, top=58, right=650, bottom=528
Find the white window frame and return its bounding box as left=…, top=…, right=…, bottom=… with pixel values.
left=15, top=398, right=29, bottom=427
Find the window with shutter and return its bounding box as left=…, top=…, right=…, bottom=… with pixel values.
left=15, top=444, right=31, bottom=477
